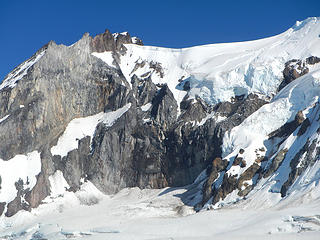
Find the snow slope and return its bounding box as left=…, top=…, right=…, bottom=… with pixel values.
left=108, top=17, right=320, bottom=106
left=1, top=183, right=319, bottom=240
left=202, top=62, right=320, bottom=209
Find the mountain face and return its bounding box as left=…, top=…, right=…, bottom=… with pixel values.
left=0, top=17, right=320, bottom=219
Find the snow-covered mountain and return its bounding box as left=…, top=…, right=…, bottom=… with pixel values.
left=1, top=17, right=320, bottom=239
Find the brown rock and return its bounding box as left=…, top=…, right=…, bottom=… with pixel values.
left=212, top=157, right=228, bottom=171
left=233, top=157, right=243, bottom=166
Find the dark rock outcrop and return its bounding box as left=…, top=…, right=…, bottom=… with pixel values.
left=197, top=94, right=268, bottom=206
left=202, top=157, right=228, bottom=204
left=268, top=111, right=305, bottom=139
left=281, top=137, right=320, bottom=197
left=263, top=149, right=288, bottom=178
left=91, top=30, right=136, bottom=53
left=278, top=56, right=320, bottom=91
left=5, top=179, right=31, bottom=217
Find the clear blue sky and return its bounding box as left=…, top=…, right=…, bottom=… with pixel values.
left=1, top=0, right=319, bottom=80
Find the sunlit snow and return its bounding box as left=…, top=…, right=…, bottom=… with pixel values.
left=111, top=17, right=320, bottom=107
left=0, top=50, right=45, bottom=90
left=0, top=151, right=41, bottom=203
left=51, top=103, right=131, bottom=157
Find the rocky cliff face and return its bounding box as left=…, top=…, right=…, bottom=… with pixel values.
left=1, top=17, right=320, bottom=217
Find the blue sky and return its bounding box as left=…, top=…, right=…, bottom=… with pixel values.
left=1, top=0, right=319, bottom=80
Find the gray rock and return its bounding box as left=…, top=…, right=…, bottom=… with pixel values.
left=263, top=149, right=288, bottom=178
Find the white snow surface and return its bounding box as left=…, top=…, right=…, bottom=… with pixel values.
left=1, top=148, right=319, bottom=239
left=140, top=102, right=152, bottom=112
left=48, top=170, right=70, bottom=197
left=0, top=50, right=45, bottom=90
left=226, top=68, right=320, bottom=163
left=1, top=183, right=320, bottom=240
left=91, top=51, right=117, bottom=68
left=113, top=17, right=320, bottom=107
left=131, top=36, right=140, bottom=44
left=0, top=151, right=41, bottom=203
left=208, top=64, right=320, bottom=208
left=0, top=114, right=9, bottom=124
left=51, top=103, right=131, bottom=158
left=112, top=32, right=129, bottom=40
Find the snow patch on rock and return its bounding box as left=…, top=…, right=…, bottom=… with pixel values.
left=0, top=50, right=45, bottom=90
left=92, top=51, right=117, bottom=68
left=140, top=102, right=152, bottom=112
left=51, top=103, right=131, bottom=158
left=0, top=115, right=9, bottom=124
left=0, top=151, right=41, bottom=203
